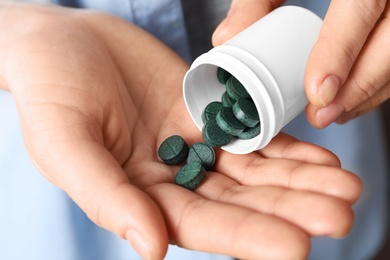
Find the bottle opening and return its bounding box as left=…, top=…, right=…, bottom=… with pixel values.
left=183, top=51, right=276, bottom=154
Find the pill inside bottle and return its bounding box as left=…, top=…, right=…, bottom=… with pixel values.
left=183, top=6, right=322, bottom=154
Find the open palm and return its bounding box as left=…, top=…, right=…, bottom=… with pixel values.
left=1, top=4, right=362, bottom=259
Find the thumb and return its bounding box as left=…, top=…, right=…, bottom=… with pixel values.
left=304, top=0, right=386, bottom=109
left=22, top=125, right=168, bottom=259
left=212, top=0, right=285, bottom=46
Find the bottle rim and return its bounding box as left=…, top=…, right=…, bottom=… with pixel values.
left=183, top=50, right=277, bottom=154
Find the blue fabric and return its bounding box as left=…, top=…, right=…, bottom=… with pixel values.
left=53, top=0, right=191, bottom=63
left=0, top=0, right=388, bottom=259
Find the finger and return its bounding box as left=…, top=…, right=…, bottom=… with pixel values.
left=307, top=83, right=390, bottom=127
left=313, top=11, right=390, bottom=127
left=305, top=0, right=387, bottom=108
left=258, top=132, right=341, bottom=167
left=147, top=183, right=310, bottom=260
left=62, top=144, right=168, bottom=259
left=23, top=120, right=168, bottom=259
left=306, top=102, right=345, bottom=129
left=212, top=0, right=285, bottom=46
left=337, top=5, right=390, bottom=111
left=336, top=84, right=390, bottom=124
left=197, top=173, right=354, bottom=238
left=215, top=151, right=362, bottom=204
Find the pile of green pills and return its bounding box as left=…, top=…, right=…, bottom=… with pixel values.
left=201, top=68, right=261, bottom=148
left=158, top=135, right=216, bottom=190
left=157, top=68, right=260, bottom=190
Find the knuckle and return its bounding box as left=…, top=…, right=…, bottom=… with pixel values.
left=366, top=96, right=379, bottom=112
left=385, top=83, right=390, bottom=99
left=347, top=76, right=380, bottom=111
left=373, top=84, right=390, bottom=106
left=338, top=43, right=357, bottom=70
left=357, top=0, right=387, bottom=25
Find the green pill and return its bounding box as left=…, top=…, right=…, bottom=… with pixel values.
left=202, top=118, right=233, bottom=147
left=237, top=123, right=261, bottom=140
left=226, top=76, right=250, bottom=101
left=216, top=107, right=246, bottom=136
left=187, top=142, right=216, bottom=170
left=217, top=67, right=232, bottom=85
left=202, top=101, right=223, bottom=124
left=232, top=98, right=260, bottom=127
left=221, top=91, right=235, bottom=107
left=158, top=135, right=189, bottom=165
left=175, top=162, right=207, bottom=190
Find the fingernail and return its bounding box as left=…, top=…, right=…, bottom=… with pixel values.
left=126, top=230, right=151, bottom=260
left=319, top=75, right=340, bottom=107
left=316, top=103, right=345, bottom=128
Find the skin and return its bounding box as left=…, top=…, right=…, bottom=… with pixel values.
left=0, top=3, right=362, bottom=260
left=213, top=0, right=390, bottom=129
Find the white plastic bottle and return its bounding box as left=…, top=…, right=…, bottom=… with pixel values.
left=183, top=6, right=322, bottom=154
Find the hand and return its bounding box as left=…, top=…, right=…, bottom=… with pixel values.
left=212, top=0, right=390, bottom=129
left=305, top=0, right=390, bottom=128
left=1, top=3, right=362, bottom=260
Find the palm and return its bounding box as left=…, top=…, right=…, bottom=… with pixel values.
left=4, top=6, right=362, bottom=259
